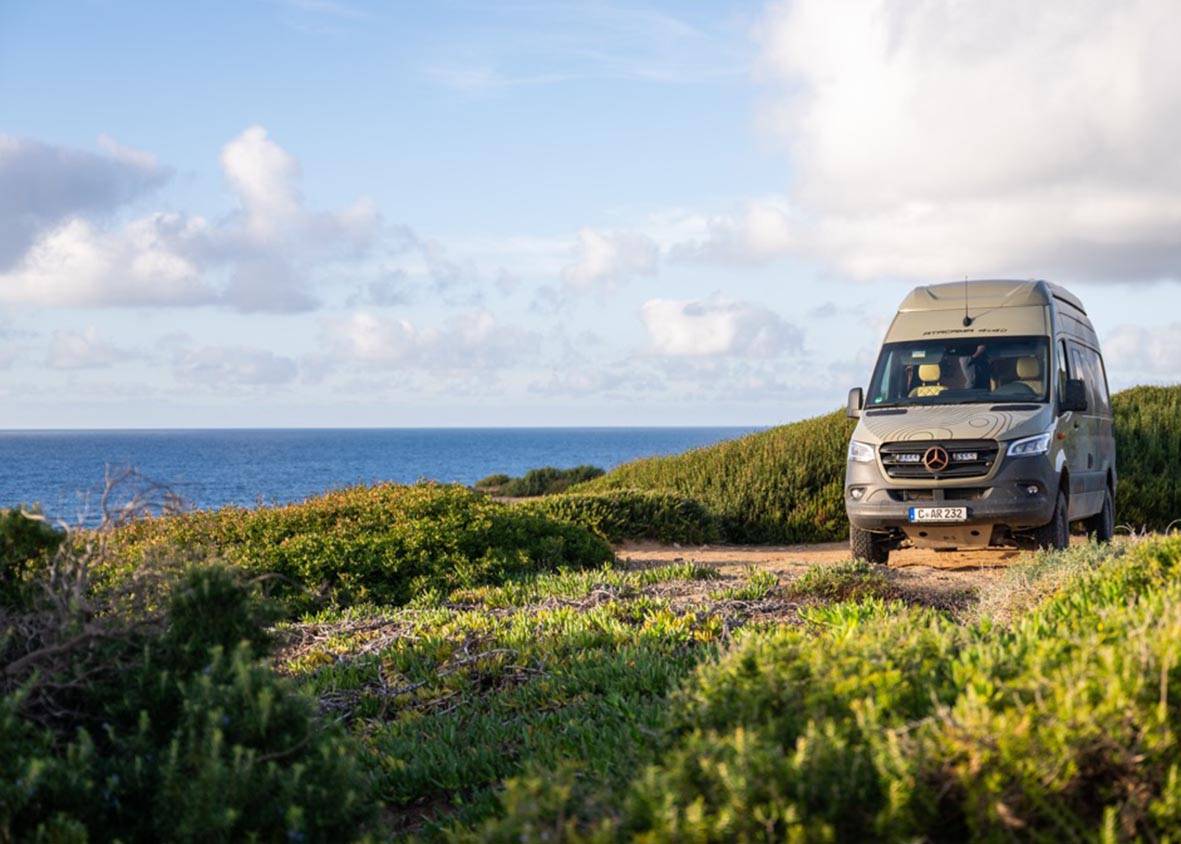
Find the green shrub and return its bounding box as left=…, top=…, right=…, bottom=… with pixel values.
left=519, top=490, right=719, bottom=545
left=477, top=537, right=1181, bottom=841
left=478, top=465, right=606, bottom=497
left=1, top=508, right=63, bottom=609
left=787, top=559, right=894, bottom=602
left=710, top=569, right=780, bottom=601
left=1112, top=385, right=1181, bottom=531
left=1, top=564, right=373, bottom=843
left=108, top=483, right=613, bottom=610
left=620, top=602, right=962, bottom=840
left=474, top=473, right=512, bottom=492
left=575, top=411, right=854, bottom=543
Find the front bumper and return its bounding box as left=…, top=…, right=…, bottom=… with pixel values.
left=845, top=449, right=1058, bottom=533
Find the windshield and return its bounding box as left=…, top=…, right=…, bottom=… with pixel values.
left=866, top=336, right=1050, bottom=407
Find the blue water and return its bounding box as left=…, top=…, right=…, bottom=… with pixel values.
left=0, top=428, right=755, bottom=523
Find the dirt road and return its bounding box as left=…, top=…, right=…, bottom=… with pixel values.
left=616, top=540, right=1049, bottom=614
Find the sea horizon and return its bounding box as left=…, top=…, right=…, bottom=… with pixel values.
left=1, top=426, right=758, bottom=523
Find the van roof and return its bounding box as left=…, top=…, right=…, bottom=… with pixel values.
left=898, top=279, right=1085, bottom=315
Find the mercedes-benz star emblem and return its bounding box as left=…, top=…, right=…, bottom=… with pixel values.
left=922, top=445, right=950, bottom=472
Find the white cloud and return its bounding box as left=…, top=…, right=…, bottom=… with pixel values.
left=3, top=215, right=216, bottom=308
left=1103, top=323, right=1181, bottom=380
left=640, top=296, right=802, bottom=357
left=0, top=134, right=170, bottom=270
left=562, top=228, right=659, bottom=291
left=753, top=0, right=1181, bottom=281
left=220, top=126, right=303, bottom=239
left=0, top=126, right=379, bottom=312
left=669, top=200, right=795, bottom=265
left=172, top=344, right=299, bottom=387
left=46, top=326, right=131, bottom=370
left=318, top=310, right=539, bottom=371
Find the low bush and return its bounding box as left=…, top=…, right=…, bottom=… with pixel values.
left=108, top=483, right=613, bottom=610
left=0, top=508, right=63, bottom=609
left=519, top=489, right=719, bottom=545
left=787, top=559, right=895, bottom=603
left=476, top=465, right=605, bottom=497
left=1, top=562, right=373, bottom=842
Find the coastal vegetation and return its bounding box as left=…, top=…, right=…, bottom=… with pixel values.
left=106, top=483, right=611, bottom=611
left=519, top=489, right=719, bottom=544
left=475, top=465, right=604, bottom=497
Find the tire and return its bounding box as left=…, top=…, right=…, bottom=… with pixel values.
left=1032, top=491, right=1070, bottom=551
left=1084, top=487, right=1115, bottom=543
left=850, top=525, right=890, bottom=564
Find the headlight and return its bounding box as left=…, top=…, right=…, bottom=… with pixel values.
left=1007, top=431, right=1053, bottom=457
left=848, top=440, right=875, bottom=463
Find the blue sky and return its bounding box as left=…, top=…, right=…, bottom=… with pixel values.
left=2, top=0, right=1179, bottom=428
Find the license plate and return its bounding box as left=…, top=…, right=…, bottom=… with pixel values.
left=908, top=506, right=968, bottom=523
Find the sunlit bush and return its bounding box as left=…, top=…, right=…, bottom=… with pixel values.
left=109, top=483, right=613, bottom=609
left=519, top=489, right=719, bottom=544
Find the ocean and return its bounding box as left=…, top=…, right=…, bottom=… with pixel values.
left=0, top=427, right=755, bottom=524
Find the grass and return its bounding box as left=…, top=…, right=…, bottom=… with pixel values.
left=279, top=566, right=730, bottom=837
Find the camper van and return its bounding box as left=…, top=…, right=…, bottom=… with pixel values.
left=845, top=280, right=1115, bottom=564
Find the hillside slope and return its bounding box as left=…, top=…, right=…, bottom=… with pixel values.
left=578, top=385, right=1181, bottom=543
left=577, top=410, right=855, bottom=543
left=1112, top=385, right=1181, bottom=529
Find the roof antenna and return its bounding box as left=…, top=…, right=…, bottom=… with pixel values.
left=962, top=276, right=973, bottom=326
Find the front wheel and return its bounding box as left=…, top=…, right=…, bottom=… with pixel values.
left=850, top=525, right=891, bottom=564
left=1084, top=487, right=1115, bottom=543
left=1032, top=491, right=1070, bottom=551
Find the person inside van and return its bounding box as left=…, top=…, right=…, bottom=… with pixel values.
left=870, top=337, right=1049, bottom=406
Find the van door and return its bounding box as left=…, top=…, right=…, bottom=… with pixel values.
left=1056, top=339, right=1089, bottom=519
left=1087, top=348, right=1115, bottom=501
left=1067, top=341, right=1106, bottom=518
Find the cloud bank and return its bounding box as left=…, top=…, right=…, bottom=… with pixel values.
left=727, top=0, right=1181, bottom=282
left=0, top=127, right=379, bottom=312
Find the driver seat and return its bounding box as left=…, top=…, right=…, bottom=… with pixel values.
left=1015, top=356, right=1044, bottom=395
left=909, top=363, right=946, bottom=397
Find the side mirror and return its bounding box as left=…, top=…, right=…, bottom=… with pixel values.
left=1060, top=378, right=1088, bottom=413
left=847, top=387, right=864, bottom=419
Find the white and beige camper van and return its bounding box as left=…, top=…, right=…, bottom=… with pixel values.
left=845, top=280, right=1115, bottom=563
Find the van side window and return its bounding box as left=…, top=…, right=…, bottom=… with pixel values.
left=1085, top=348, right=1111, bottom=414
left=1068, top=344, right=1090, bottom=410
left=1068, top=343, right=1111, bottom=415
left=1056, top=339, right=1069, bottom=401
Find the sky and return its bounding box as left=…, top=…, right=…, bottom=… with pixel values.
left=2, top=0, right=1179, bottom=428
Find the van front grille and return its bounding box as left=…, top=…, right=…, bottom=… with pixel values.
left=879, top=440, right=998, bottom=479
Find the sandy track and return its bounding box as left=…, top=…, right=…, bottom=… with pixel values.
left=618, top=540, right=1027, bottom=574
left=615, top=540, right=1058, bottom=613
